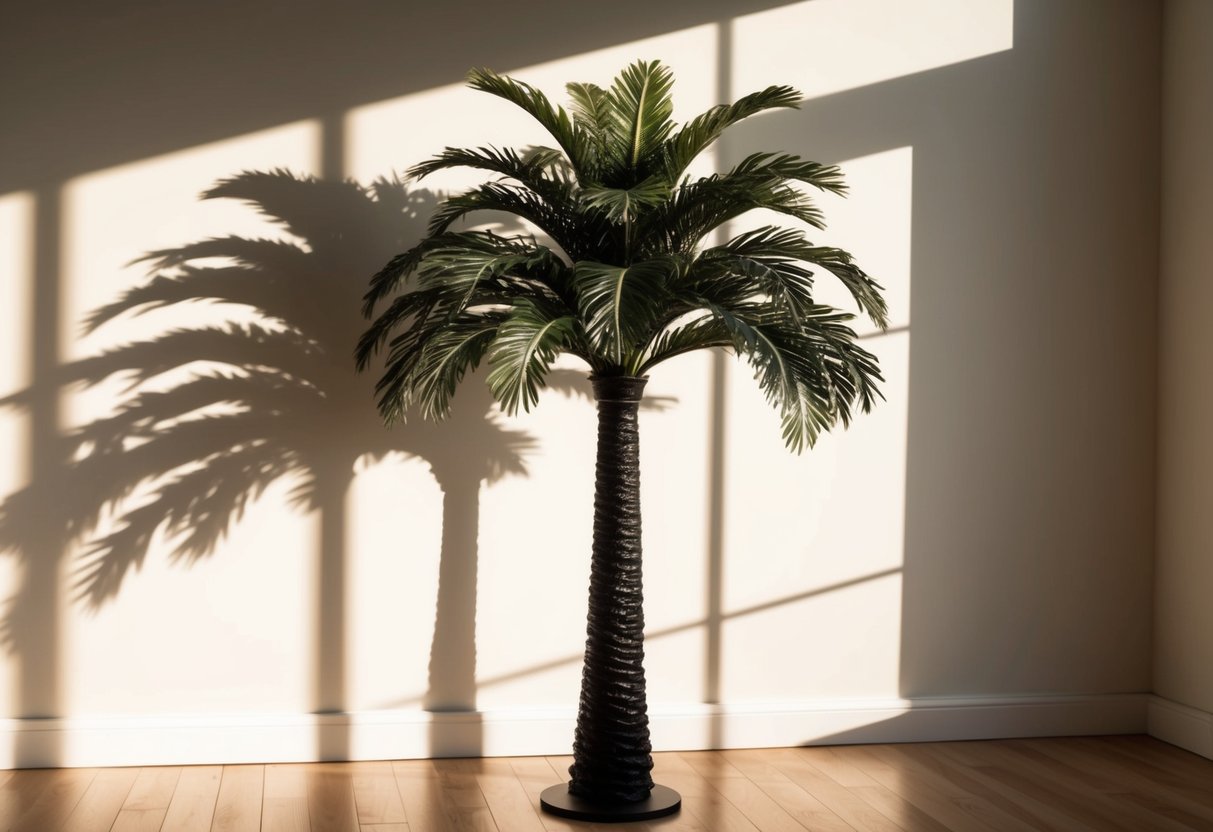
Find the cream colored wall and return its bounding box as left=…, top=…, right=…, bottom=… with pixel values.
left=1156, top=0, right=1213, bottom=716
left=0, top=0, right=1160, bottom=765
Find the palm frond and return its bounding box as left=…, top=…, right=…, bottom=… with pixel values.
left=605, top=60, right=676, bottom=173
left=466, top=67, right=595, bottom=179
left=729, top=152, right=847, bottom=195
left=426, top=182, right=579, bottom=252
left=636, top=173, right=825, bottom=256
left=408, top=145, right=576, bottom=207
left=573, top=257, right=679, bottom=367
left=566, top=82, right=613, bottom=160
left=390, top=313, right=501, bottom=422
left=663, top=85, right=802, bottom=180
left=357, top=286, right=442, bottom=370
left=637, top=312, right=734, bottom=372
left=580, top=176, right=671, bottom=223
left=796, top=246, right=889, bottom=328
left=485, top=299, right=578, bottom=414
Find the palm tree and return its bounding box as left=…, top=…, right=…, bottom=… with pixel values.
left=357, top=60, right=888, bottom=820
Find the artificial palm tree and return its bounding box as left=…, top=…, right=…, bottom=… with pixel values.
left=358, top=60, right=889, bottom=821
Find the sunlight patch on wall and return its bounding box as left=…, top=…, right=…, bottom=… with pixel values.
left=63, top=475, right=317, bottom=718
left=346, top=455, right=446, bottom=711
left=819, top=147, right=913, bottom=333
left=345, top=23, right=721, bottom=190
left=732, top=0, right=1014, bottom=101
left=716, top=145, right=912, bottom=700
left=722, top=571, right=903, bottom=699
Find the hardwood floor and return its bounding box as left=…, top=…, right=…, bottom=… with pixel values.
left=0, top=736, right=1210, bottom=831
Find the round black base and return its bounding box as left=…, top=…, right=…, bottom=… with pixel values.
left=540, top=783, right=681, bottom=823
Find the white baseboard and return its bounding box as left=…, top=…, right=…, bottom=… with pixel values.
left=0, top=693, right=1148, bottom=770
left=1148, top=695, right=1213, bottom=760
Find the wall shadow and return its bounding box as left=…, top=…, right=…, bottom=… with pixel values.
left=0, top=171, right=541, bottom=765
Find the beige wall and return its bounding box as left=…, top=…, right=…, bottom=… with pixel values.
left=0, top=0, right=1161, bottom=765
left=1156, top=0, right=1213, bottom=715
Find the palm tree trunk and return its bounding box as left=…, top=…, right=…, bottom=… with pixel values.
left=568, top=375, right=654, bottom=803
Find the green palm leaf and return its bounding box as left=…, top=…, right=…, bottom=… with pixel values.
left=485, top=299, right=578, bottom=414
left=605, top=60, right=676, bottom=173
left=466, top=67, right=595, bottom=180
left=566, top=82, right=614, bottom=161
left=408, top=145, right=576, bottom=208
left=729, top=152, right=847, bottom=195
left=402, top=313, right=501, bottom=422
left=573, top=257, right=679, bottom=367
left=580, top=176, right=671, bottom=223
left=663, top=85, right=802, bottom=180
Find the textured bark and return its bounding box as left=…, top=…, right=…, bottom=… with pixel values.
left=568, top=375, right=654, bottom=803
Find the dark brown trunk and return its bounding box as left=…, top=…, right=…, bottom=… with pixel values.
left=568, top=375, right=654, bottom=803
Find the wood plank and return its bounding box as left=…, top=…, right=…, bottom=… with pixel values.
left=652, top=751, right=763, bottom=832
left=159, top=766, right=221, bottom=832
left=307, top=763, right=359, bottom=832
left=917, top=743, right=1105, bottom=832
left=1112, top=735, right=1213, bottom=781
left=0, top=770, right=60, bottom=830
left=60, top=768, right=140, bottom=832
left=112, top=766, right=182, bottom=832
left=798, top=749, right=950, bottom=832
left=933, top=742, right=1147, bottom=832
left=680, top=750, right=808, bottom=832
left=360, top=825, right=411, bottom=832
left=507, top=755, right=606, bottom=832
left=111, top=807, right=170, bottom=832
left=393, top=761, right=492, bottom=832
left=1040, top=738, right=1213, bottom=826
left=7, top=767, right=96, bottom=832
left=878, top=743, right=1052, bottom=832
left=475, top=757, right=545, bottom=832
left=262, top=764, right=310, bottom=832
left=1076, top=736, right=1213, bottom=811
left=120, top=767, right=182, bottom=811
left=997, top=739, right=1202, bottom=832
left=392, top=759, right=455, bottom=832
left=725, top=748, right=859, bottom=832
left=351, top=761, right=408, bottom=826
left=432, top=758, right=498, bottom=831
left=833, top=745, right=1004, bottom=832
left=211, top=765, right=263, bottom=832
left=765, top=748, right=908, bottom=832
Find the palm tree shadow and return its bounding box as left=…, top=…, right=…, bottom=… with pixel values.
left=0, top=170, right=543, bottom=762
